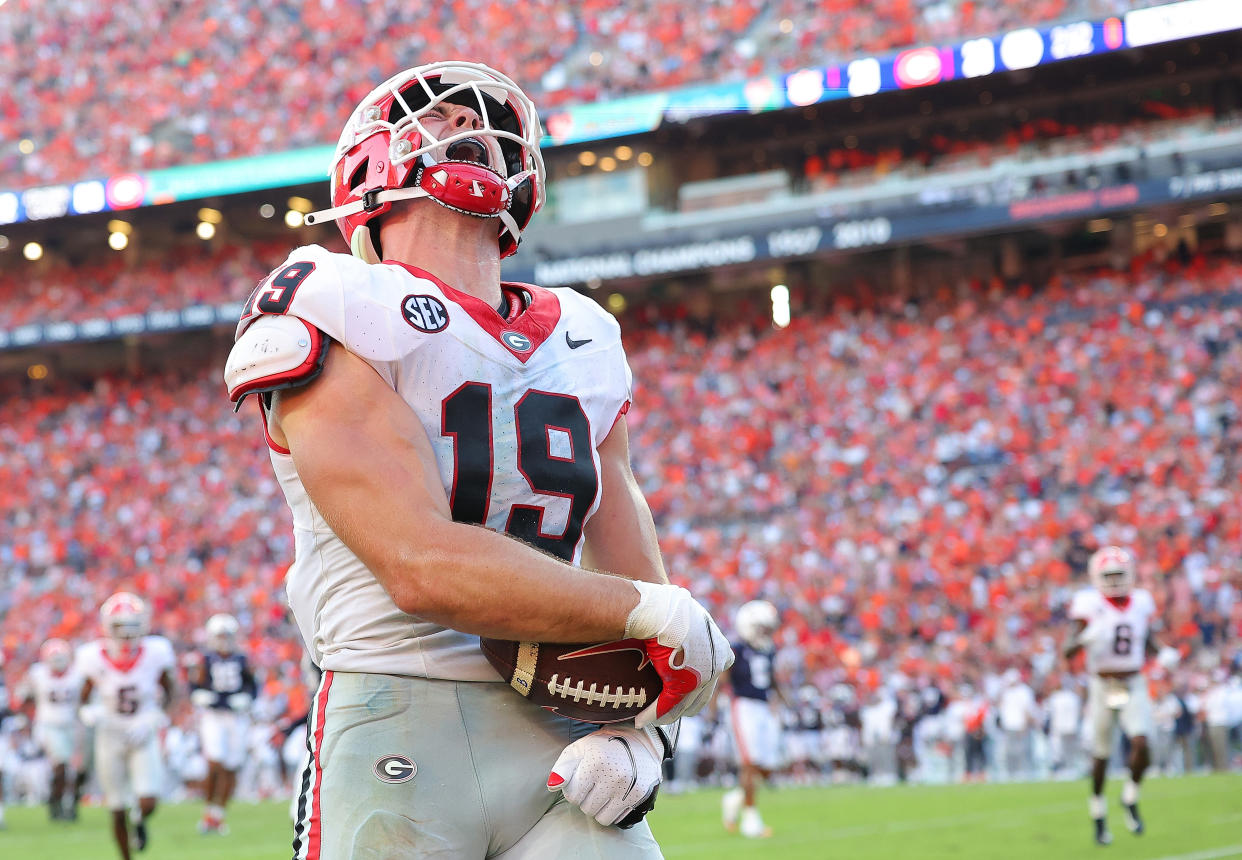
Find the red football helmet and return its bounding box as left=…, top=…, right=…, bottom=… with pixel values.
left=304, top=60, right=546, bottom=262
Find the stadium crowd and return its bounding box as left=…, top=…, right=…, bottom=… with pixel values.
left=0, top=248, right=1239, bottom=785
left=0, top=0, right=1165, bottom=190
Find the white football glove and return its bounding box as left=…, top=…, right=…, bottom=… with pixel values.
left=227, top=692, right=253, bottom=712
left=624, top=581, right=734, bottom=728
left=1157, top=645, right=1181, bottom=670
left=547, top=725, right=668, bottom=828
left=125, top=710, right=167, bottom=746
left=190, top=688, right=216, bottom=708
left=78, top=704, right=103, bottom=728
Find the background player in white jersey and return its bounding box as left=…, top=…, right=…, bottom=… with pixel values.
left=77, top=592, right=177, bottom=860
left=1045, top=673, right=1084, bottom=778
left=1064, top=547, right=1179, bottom=846
left=189, top=613, right=256, bottom=835
left=719, top=600, right=783, bottom=838
left=224, top=60, right=731, bottom=859
left=18, top=638, right=85, bottom=820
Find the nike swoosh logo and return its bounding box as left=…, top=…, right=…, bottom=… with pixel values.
left=559, top=639, right=651, bottom=671
left=565, top=332, right=592, bottom=349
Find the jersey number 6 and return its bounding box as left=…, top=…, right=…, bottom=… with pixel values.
left=443, top=384, right=597, bottom=562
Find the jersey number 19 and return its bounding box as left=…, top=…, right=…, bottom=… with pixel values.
left=443, top=384, right=598, bottom=562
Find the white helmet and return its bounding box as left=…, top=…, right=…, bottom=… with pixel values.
left=1088, top=546, right=1135, bottom=598
left=40, top=638, right=73, bottom=673
left=304, top=60, right=546, bottom=263
left=735, top=600, right=780, bottom=650
left=100, top=591, right=149, bottom=657
left=205, top=613, right=240, bottom=653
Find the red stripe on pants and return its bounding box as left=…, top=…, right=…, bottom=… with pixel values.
left=307, top=670, right=334, bottom=860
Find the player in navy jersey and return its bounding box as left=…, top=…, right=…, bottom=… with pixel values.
left=189, top=614, right=256, bottom=835
left=719, top=600, right=784, bottom=838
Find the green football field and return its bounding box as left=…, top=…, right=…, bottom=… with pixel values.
left=2, top=773, right=1238, bottom=859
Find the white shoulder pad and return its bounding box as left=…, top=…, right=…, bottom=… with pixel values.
left=225, top=314, right=328, bottom=406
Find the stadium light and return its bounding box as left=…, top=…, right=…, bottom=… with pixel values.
left=637, top=152, right=653, bottom=167
left=23, top=241, right=43, bottom=261
left=1153, top=223, right=1168, bottom=238
left=1207, top=202, right=1229, bottom=217
left=285, top=209, right=304, bottom=228
left=27, top=364, right=48, bottom=381
left=606, top=293, right=627, bottom=314
left=1086, top=219, right=1112, bottom=233
left=287, top=196, right=313, bottom=214
left=18, top=138, right=34, bottom=155
left=259, top=203, right=276, bottom=219
left=614, top=145, right=633, bottom=161
left=588, top=51, right=603, bottom=67
left=196, top=221, right=216, bottom=240
left=599, top=156, right=617, bottom=172
left=0, top=235, right=8, bottom=251
left=578, top=151, right=597, bottom=167
left=771, top=284, right=791, bottom=328
left=197, top=207, right=223, bottom=224
left=108, top=231, right=129, bottom=251
left=107, top=219, right=133, bottom=235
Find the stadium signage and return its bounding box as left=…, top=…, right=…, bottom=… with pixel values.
left=1168, top=167, right=1242, bottom=198
left=6, top=167, right=1242, bottom=350
left=1124, top=0, right=1242, bottom=47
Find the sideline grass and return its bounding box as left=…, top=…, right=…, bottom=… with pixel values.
left=2, top=772, right=1238, bottom=858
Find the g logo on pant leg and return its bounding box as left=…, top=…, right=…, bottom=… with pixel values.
left=373, top=755, right=417, bottom=784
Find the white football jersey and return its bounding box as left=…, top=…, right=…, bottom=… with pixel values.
left=20, top=662, right=85, bottom=728
left=1068, top=587, right=1156, bottom=674
left=233, top=245, right=633, bottom=680
left=76, top=636, right=176, bottom=727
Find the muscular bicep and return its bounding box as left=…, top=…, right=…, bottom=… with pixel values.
left=271, top=342, right=454, bottom=600
left=581, top=415, right=667, bottom=585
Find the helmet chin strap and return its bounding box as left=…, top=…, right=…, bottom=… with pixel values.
left=307, top=156, right=528, bottom=263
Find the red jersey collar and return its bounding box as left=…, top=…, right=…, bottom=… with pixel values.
left=385, top=261, right=561, bottom=363
left=101, top=642, right=144, bottom=673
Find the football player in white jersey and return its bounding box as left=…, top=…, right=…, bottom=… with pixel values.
left=18, top=638, right=86, bottom=820
left=189, top=613, right=257, bottom=835
left=224, top=60, right=732, bottom=860
left=1064, top=547, right=1178, bottom=845
left=77, top=592, right=177, bottom=860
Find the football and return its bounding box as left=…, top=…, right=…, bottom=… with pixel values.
left=479, top=637, right=663, bottom=724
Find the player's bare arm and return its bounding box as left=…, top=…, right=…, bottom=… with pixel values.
left=270, top=341, right=643, bottom=643
left=159, top=669, right=177, bottom=710
left=1063, top=619, right=1088, bottom=660
left=579, top=414, right=667, bottom=587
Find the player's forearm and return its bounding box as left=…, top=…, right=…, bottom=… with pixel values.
left=381, top=520, right=643, bottom=642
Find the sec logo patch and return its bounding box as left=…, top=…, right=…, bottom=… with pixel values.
left=402, top=294, right=449, bottom=333
left=373, top=754, right=417, bottom=784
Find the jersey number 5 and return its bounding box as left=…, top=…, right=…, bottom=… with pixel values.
left=443, top=384, right=597, bottom=562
